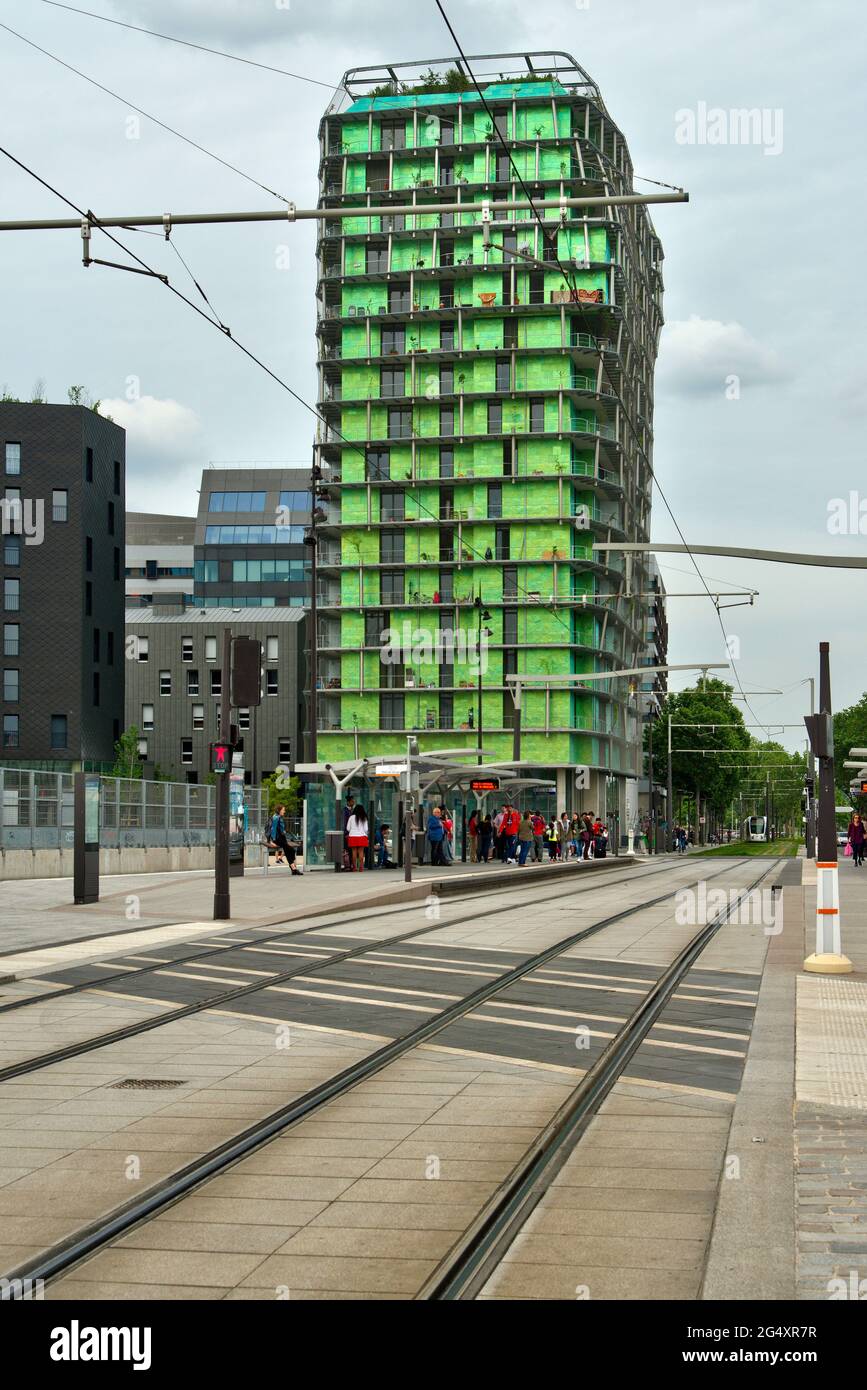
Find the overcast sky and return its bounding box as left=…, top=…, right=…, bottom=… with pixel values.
left=1, top=0, right=864, bottom=749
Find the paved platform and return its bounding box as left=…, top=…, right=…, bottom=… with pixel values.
left=4, top=851, right=861, bottom=1301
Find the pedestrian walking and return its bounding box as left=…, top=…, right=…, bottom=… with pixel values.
left=546, top=819, right=560, bottom=860
left=441, top=807, right=454, bottom=863
left=581, top=812, right=593, bottom=860
left=268, top=804, right=302, bottom=875
left=345, top=804, right=369, bottom=873
left=848, top=812, right=865, bottom=867
left=517, top=812, right=534, bottom=866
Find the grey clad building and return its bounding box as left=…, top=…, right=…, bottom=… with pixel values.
left=1, top=401, right=125, bottom=768
left=194, top=467, right=311, bottom=609
left=126, top=512, right=195, bottom=607
left=124, top=607, right=306, bottom=784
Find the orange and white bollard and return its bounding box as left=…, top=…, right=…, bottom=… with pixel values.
left=803, top=860, right=852, bottom=973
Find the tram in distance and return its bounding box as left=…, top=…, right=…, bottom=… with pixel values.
left=743, top=815, right=768, bottom=842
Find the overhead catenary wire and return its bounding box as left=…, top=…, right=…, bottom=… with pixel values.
left=0, top=18, right=289, bottom=203
left=38, top=0, right=337, bottom=89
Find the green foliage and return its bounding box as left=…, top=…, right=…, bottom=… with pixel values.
left=646, top=680, right=751, bottom=814
left=261, top=771, right=302, bottom=818
left=110, top=726, right=143, bottom=780
left=833, top=691, right=867, bottom=809
left=369, top=67, right=473, bottom=98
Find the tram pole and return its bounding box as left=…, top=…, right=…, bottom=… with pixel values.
left=804, top=642, right=851, bottom=973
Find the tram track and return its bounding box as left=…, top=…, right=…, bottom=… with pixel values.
left=0, top=856, right=758, bottom=1296
left=0, top=858, right=683, bottom=1083
left=418, top=859, right=780, bottom=1299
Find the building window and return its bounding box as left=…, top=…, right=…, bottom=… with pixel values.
left=3, top=669, right=19, bottom=702
left=3, top=713, right=19, bottom=747
left=366, top=244, right=389, bottom=274
left=4, top=443, right=21, bottom=476
left=488, top=402, right=503, bottom=433
left=50, top=714, right=67, bottom=749
left=136, top=635, right=149, bottom=662
left=141, top=703, right=154, bottom=731
left=495, top=526, right=510, bottom=561
left=205, top=636, right=217, bottom=662
left=503, top=318, right=518, bottom=349
left=3, top=623, right=19, bottom=657
left=381, top=327, right=405, bottom=355
left=210, top=670, right=221, bottom=696
left=381, top=212, right=405, bottom=233
left=238, top=707, right=251, bottom=730
left=380, top=529, right=404, bottom=564
left=107, top=631, right=114, bottom=665
left=529, top=270, right=545, bottom=304
left=365, top=611, right=386, bottom=647
left=440, top=407, right=454, bottom=437
left=192, top=704, right=204, bottom=730
left=381, top=368, right=405, bottom=398
left=107, top=500, right=115, bottom=535
left=439, top=448, right=454, bottom=479
left=368, top=449, right=391, bottom=481
left=380, top=489, right=405, bottom=523
left=52, top=490, right=68, bottom=523
left=440, top=321, right=455, bottom=350
left=85, top=582, right=92, bottom=617
left=503, top=566, right=518, bottom=598
left=440, top=364, right=454, bottom=395
left=439, top=158, right=455, bottom=186
left=439, top=117, right=455, bottom=146
left=439, top=570, right=453, bottom=602
left=388, top=283, right=411, bottom=314
left=266, top=670, right=278, bottom=696
left=503, top=607, right=518, bottom=645
left=113, top=547, right=120, bottom=581
left=137, top=738, right=148, bottom=758
left=181, top=738, right=193, bottom=766
left=93, top=628, right=100, bottom=662
left=85, top=447, right=93, bottom=482
left=488, top=484, right=503, bottom=520
left=92, top=672, right=100, bottom=706
left=496, top=358, right=511, bottom=391
left=380, top=570, right=404, bottom=605
left=3, top=535, right=20, bottom=567
left=278, top=737, right=292, bottom=762
left=439, top=694, right=453, bottom=729
left=439, top=241, right=455, bottom=268
left=85, top=537, right=93, bottom=572
left=380, top=121, right=405, bottom=150
left=266, top=636, right=278, bottom=661
left=503, top=440, right=514, bottom=478
left=501, top=232, right=518, bottom=264
left=387, top=408, right=412, bottom=439
left=4, top=578, right=20, bottom=611
left=530, top=398, right=545, bottom=433
left=181, top=637, right=193, bottom=662
left=159, top=670, right=171, bottom=696
left=113, top=459, right=121, bottom=494
left=185, top=669, right=199, bottom=699
left=379, top=692, right=404, bottom=731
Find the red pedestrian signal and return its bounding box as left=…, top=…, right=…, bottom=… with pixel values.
left=210, top=743, right=232, bottom=775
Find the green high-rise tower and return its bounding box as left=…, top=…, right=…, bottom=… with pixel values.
left=313, top=53, right=664, bottom=821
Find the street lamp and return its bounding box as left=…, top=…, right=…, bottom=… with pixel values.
left=474, top=596, right=492, bottom=766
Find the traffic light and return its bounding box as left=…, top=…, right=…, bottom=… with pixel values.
left=804, top=713, right=833, bottom=759
left=805, top=777, right=815, bottom=798
left=210, top=742, right=232, bottom=775
left=231, top=637, right=262, bottom=708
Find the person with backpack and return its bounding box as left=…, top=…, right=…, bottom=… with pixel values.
left=345, top=804, right=369, bottom=872
left=546, top=819, right=560, bottom=860
left=269, top=805, right=302, bottom=876
left=531, top=810, right=546, bottom=862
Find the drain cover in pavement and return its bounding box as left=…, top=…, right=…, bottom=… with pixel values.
left=109, top=1078, right=187, bottom=1090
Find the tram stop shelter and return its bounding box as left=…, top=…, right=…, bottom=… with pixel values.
left=295, top=751, right=556, bottom=870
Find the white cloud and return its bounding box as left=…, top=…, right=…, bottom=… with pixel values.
left=100, top=394, right=202, bottom=469
left=658, top=315, right=789, bottom=395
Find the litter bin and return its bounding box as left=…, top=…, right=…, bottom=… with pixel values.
left=325, top=829, right=344, bottom=871
left=414, top=830, right=427, bottom=863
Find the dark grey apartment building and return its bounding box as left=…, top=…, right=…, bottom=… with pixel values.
left=194, top=467, right=311, bottom=609
left=1, top=401, right=125, bottom=768
left=124, top=607, right=305, bottom=784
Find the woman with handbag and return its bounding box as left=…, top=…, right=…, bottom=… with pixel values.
left=848, top=812, right=865, bottom=867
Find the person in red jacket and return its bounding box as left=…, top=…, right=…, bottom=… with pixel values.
left=848, top=812, right=866, bottom=867
left=501, top=803, right=520, bottom=863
